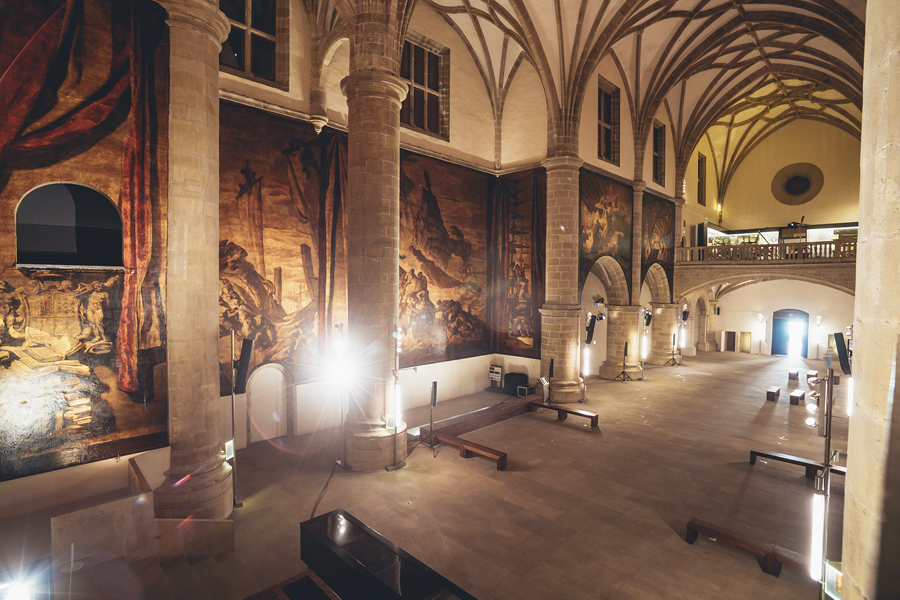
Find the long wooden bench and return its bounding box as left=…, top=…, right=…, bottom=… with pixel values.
left=436, top=433, right=507, bottom=471
left=686, top=518, right=807, bottom=577
left=528, top=402, right=600, bottom=432
left=749, top=449, right=846, bottom=479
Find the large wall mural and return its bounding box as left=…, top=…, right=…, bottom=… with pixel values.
left=641, top=192, right=675, bottom=294
left=579, top=169, right=633, bottom=297
left=492, top=169, right=545, bottom=357
left=0, top=0, right=169, bottom=481
left=398, top=152, right=493, bottom=366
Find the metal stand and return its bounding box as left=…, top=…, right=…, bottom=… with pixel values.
left=385, top=323, right=406, bottom=472
left=663, top=345, right=680, bottom=366
left=229, top=331, right=243, bottom=509
left=613, top=344, right=632, bottom=382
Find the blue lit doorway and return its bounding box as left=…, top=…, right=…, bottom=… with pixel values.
left=771, top=309, right=809, bottom=357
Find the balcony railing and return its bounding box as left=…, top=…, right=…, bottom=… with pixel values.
left=676, top=240, right=857, bottom=263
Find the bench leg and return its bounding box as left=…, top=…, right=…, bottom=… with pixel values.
left=459, top=446, right=473, bottom=458
left=760, top=554, right=783, bottom=577
left=686, top=525, right=698, bottom=544
left=805, top=465, right=817, bottom=479
left=749, top=452, right=758, bottom=465
left=557, top=411, right=567, bottom=421
left=496, top=456, right=507, bottom=471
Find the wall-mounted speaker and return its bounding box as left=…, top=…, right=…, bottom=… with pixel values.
left=233, top=338, right=254, bottom=394
left=586, top=314, right=597, bottom=344
left=834, top=333, right=852, bottom=375
left=549, top=359, right=555, bottom=378
left=682, top=310, right=690, bottom=321
left=645, top=312, right=653, bottom=327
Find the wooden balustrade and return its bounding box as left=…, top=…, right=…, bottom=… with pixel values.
left=676, top=240, right=857, bottom=263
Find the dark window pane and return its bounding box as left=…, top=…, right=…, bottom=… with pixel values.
left=400, top=96, right=410, bottom=125
left=413, top=87, right=425, bottom=128
left=251, top=35, right=276, bottom=81
left=427, top=52, right=439, bottom=91
left=602, top=92, right=612, bottom=124
left=413, top=44, right=425, bottom=85
left=221, top=0, right=246, bottom=23
left=401, top=42, right=411, bottom=79
left=220, top=28, right=245, bottom=69
left=427, top=93, right=439, bottom=133
left=252, top=0, right=276, bottom=35
left=602, top=129, right=611, bottom=160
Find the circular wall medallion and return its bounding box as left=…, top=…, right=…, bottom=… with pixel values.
left=771, top=163, right=824, bottom=205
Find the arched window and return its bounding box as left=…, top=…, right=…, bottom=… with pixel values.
left=16, top=183, right=123, bottom=268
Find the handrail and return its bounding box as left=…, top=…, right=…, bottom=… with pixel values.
left=676, top=240, right=857, bottom=263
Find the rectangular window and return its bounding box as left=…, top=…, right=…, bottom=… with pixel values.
left=652, top=122, right=666, bottom=185
left=597, top=76, right=620, bottom=165
left=219, top=0, right=283, bottom=87
left=400, top=40, right=446, bottom=137
left=697, top=153, right=707, bottom=206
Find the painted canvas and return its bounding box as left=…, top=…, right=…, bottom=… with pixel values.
left=492, top=168, right=545, bottom=357
left=579, top=170, right=633, bottom=294
left=0, top=0, right=169, bottom=480
left=641, top=192, right=675, bottom=290
left=399, top=152, right=492, bottom=366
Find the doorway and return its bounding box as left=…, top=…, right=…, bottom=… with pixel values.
left=246, top=364, right=291, bottom=444
left=771, top=309, right=809, bottom=357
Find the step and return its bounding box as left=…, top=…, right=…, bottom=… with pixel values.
left=190, top=555, right=243, bottom=600
left=160, top=556, right=214, bottom=600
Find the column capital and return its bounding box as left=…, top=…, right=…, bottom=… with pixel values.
left=158, top=0, right=230, bottom=44
left=650, top=302, right=680, bottom=310
left=673, top=196, right=686, bottom=207
left=539, top=303, right=582, bottom=318
left=341, top=71, right=408, bottom=105
left=607, top=304, right=643, bottom=314
left=542, top=155, right=583, bottom=172
left=632, top=180, right=647, bottom=193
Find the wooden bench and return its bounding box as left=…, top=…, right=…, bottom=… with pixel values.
left=788, top=369, right=799, bottom=380
left=749, top=449, right=847, bottom=479
left=528, top=402, right=600, bottom=432
left=833, top=373, right=841, bottom=385
left=686, top=518, right=782, bottom=576
left=766, top=386, right=780, bottom=402
left=789, top=390, right=805, bottom=405
left=436, top=434, right=507, bottom=471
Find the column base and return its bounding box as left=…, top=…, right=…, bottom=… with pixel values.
left=598, top=361, right=643, bottom=380
left=548, top=378, right=584, bottom=403
left=344, top=422, right=408, bottom=471
left=154, top=455, right=233, bottom=520
left=645, top=352, right=680, bottom=366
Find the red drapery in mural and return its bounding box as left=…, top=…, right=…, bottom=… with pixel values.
left=0, top=0, right=162, bottom=392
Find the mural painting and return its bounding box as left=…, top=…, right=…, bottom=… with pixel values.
left=641, top=193, right=675, bottom=291
left=399, top=152, right=492, bottom=366
left=579, top=169, right=633, bottom=294
left=218, top=104, right=347, bottom=392
left=0, top=0, right=169, bottom=481
left=492, top=169, right=545, bottom=357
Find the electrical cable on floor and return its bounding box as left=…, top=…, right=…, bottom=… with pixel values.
left=310, top=460, right=339, bottom=520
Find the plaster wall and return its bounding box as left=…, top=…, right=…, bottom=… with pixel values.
left=323, top=40, right=350, bottom=123
left=715, top=280, right=854, bottom=358
left=579, top=56, right=635, bottom=180
left=721, top=120, right=860, bottom=230
left=500, top=60, right=548, bottom=167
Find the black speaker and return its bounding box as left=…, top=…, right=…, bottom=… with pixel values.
left=682, top=310, right=689, bottom=321
left=586, top=314, right=597, bottom=344
left=431, top=381, right=438, bottom=407
left=645, top=312, right=652, bottom=326
left=233, top=338, right=254, bottom=394
left=834, top=333, right=852, bottom=375
left=549, top=359, right=554, bottom=378
left=504, top=372, right=528, bottom=396
left=624, top=342, right=628, bottom=356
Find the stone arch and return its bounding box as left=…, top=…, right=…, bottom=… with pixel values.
left=676, top=269, right=855, bottom=299
left=643, top=263, right=671, bottom=303
left=582, top=256, right=629, bottom=306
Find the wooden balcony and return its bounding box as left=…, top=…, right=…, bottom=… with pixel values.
left=676, top=240, right=857, bottom=264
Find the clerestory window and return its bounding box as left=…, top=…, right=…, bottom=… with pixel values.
left=597, top=76, right=620, bottom=165
left=399, top=37, right=449, bottom=139
left=652, top=122, right=666, bottom=185
left=219, top=0, right=287, bottom=89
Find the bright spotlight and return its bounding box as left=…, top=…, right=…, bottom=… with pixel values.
left=0, top=581, right=34, bottom=600
left=847, top=376, right=853, bottom=417
left=806, top=403, right=818, bottom=414
left=806, top=416, right=818, bottom=427
left=810, top=493, right=825, bottom=581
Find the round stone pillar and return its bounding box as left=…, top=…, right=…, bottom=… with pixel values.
left=598, top=305, right=643, bottom=379
left=844, top=1, right=900, bottom=597
left=153, top=0, right=233, bottom=520
left=540, top=156, right=584, bottom=402
left=702, top=300, right=718, bottom=351
left=340, top=71, right=408, bottom=470
left=645, top=303, right=679, bottom=365
left=630, top=182, right=645, bottom=303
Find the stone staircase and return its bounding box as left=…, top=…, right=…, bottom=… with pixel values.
left=57, top=551, right=264, bottom=600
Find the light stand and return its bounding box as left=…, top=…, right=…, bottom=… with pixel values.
left=428, top=381, right=437, bottom=458
left=229, top=331, right=243, bottom=508
left=333, top=324, right=350, bottom=471
left=812, top=368, right=837, bottom=585
left=663, top=333, right=680, bottom=366
left=613, top=343, right=632, bottom=382
left=385, top=324, right=406, bottom=472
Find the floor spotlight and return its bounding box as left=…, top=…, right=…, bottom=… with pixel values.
left=806, top=416, right=819, bottom=427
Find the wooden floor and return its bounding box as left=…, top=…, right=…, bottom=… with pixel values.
left=230, top=351, right=844, bottom=600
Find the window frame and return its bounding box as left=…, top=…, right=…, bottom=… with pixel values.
left=652, top=122, right=666, bottom=185
left=399, top=33, right=449, bottom=141
left=219, top=0, right=288, bottom=91
left=597, top=76, right=620, bottom=166
left=697, top=152, right=707, bottom=207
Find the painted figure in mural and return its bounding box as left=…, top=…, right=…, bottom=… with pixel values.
left=79, top=282, right=111, bottom=343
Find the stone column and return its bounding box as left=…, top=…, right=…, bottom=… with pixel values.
left=340, top=71, right=408, bottom=470
left=703, top=300, right=718, bottom=351
left=645, top=303, right=679, bottom=365
left=598, top=305, right=643, bottom=379
left=153, top=0, right=232, bottom=520
left=539, top=156, right=584, bottom=402
left=630, top=182, right=646, bottom=303
left=843, top=1, right=900, bottom=597
left=673, top=196, right=686, bottom=248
